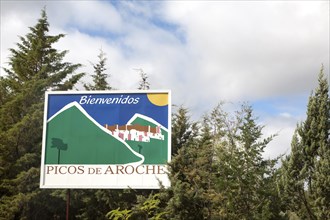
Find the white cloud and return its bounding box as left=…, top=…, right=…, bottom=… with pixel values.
left=162, top=1, right=329, bottom=102
left=262, top=113, right=299, bottom=159
left=279, top=112, right=293, bottom=118
left=47, top=1, right=123, bottom=33
left=1, top=1, right=329, bottom=158
left=0, top=2, right=42, bottom=75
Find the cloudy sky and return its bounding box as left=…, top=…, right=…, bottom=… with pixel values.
left=1, top=1, right=329, bottom=159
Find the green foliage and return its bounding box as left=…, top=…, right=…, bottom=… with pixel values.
left=137, top=194, right=162, bottom=217
left=0, top=9, right=83, bottom=219
left=278, top=66, right=330, bottom=219
left=312, top=66, right=330, bottom=219
left=136, top=69, right=150, bottom=90
left=278, top=128, right=312, bottom=219
left=133, top=193, right=168, bottom=220
left=171, top=105, right=198, bottom=155
left=84, top=48, right=112, bottom=90
left=105, top=192, right=168, bottom=220
left=164, top=103, right=281, bottom=219
left=211, top=104, right=281, bottom=220
left=106, top=208, right=132, bottom=220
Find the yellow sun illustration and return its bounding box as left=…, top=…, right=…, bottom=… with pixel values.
left=147, top=93, right=168, bottom=106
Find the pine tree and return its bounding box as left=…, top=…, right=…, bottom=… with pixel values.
left=0, top=9, right=84, bottom=219
left=84, top=48, right=112, bottom=90
left=136, top=69, right=150, bottom=90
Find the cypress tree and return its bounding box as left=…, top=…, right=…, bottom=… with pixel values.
left=312, top=67, right=330, bottom=219
left=279, top=66, right=329, bottom=219
left=299, top=67, right=329, bottom=219
left=279, top=127, right=313, bottom=219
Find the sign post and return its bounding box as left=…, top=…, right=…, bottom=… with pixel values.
left=40, top=91, right=171, bottom=189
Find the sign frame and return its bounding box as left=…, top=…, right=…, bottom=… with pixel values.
left=40, top=90, right=171, bottom=189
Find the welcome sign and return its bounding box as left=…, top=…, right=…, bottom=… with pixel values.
left=40, top=91, right=171, bottom=189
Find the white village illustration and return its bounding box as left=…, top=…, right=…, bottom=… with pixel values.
left=104, top=124, right=164, bottom=142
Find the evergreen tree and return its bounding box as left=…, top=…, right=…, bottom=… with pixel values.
left=166, top=105, right=231, bottom=219
left=215, top=104, right=280, bottom=219
left=166, top=131, right=220, bottom=219
left=171, top=106, right=198, bottom=155
left=84, top=48, right=112, bottom=90
left=298, top=67, right=329, bottom=219
left=279, top=66, right=330, bottom=219
left=166, top=111, right=216, bottom=219
left=312, top=67, right=330, bottom=219
left=0, top=10, right=84, bottom=219
left=236, top=105, right=272, bottom=218
left=136, top=69, right=150, bottom=90
left=278, top=127, right=313, bottom=219
left=0, top=77, right=10, bottom=106
left=163, top=103, right=282, bottom=219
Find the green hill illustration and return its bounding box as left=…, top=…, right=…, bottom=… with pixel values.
left=126, top=114, right=168, bottom=164
left=45, top=102, right=143, bottom=164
